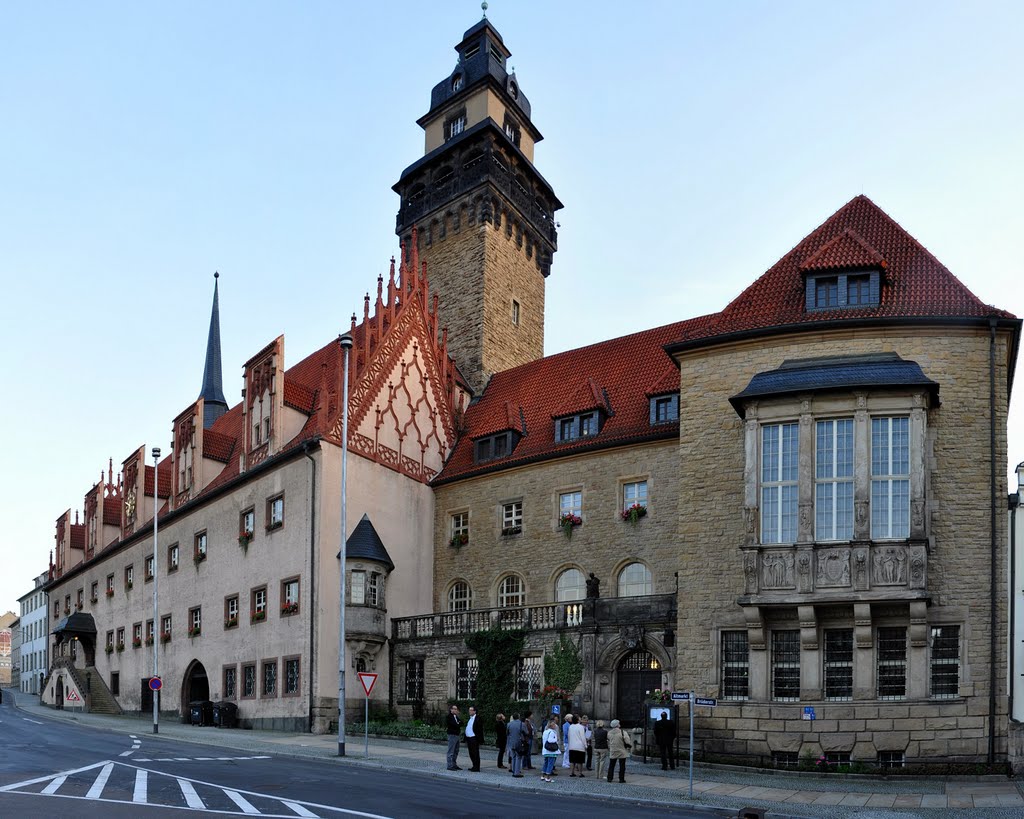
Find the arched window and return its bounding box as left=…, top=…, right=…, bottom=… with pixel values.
left=618, top=562, right=652, bottom=597
left=498, top=574, right=525, bottom=608
left=448, top=581, right=472, bottom=612
left=555, top=569, right=586, bottom=602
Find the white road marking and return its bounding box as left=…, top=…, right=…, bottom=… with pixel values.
left=118, top=750, right=134, bottom=757
left=134, top=758, right=152, bottom=762
left=22, top=717, right=44, bottom=724
left=284, top=801, right=320, bottom=817
left=85, top=762, right=114, bottom=799
left=175, top=757, right=191, bottom=761
left=0, top=760, right=109, bottom=792
left=225, top=789, right=261, bottom=814
left=194, top=756, right=213, bottom=761
left=129, top=734, right=138, bottom=739
left=133, top=769, right=147, bottom=803
left=177, top=777, right=205, bottom=809
left=41, top=776, right=66, bottom=795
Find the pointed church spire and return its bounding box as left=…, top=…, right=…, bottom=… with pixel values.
left=199, top=272, right=228, bottom=429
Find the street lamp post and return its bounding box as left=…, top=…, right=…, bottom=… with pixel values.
left=337, top=333, right=353, bottom=757
left=151, top=446, right=161, bottom=734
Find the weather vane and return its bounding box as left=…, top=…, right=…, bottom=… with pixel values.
left=482, top=2, right=488, bottom=19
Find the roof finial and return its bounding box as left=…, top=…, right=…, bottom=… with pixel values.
left=481, top=1, right=488, bottom=19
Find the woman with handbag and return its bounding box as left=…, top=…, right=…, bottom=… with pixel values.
left=567, top=714, right=588, bottom=777
left=606, top=718, right=631, bottom=783
left=540, top=718, right=560, bottom=782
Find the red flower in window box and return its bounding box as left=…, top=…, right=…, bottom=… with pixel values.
left=187, top=625, right=201, bottom=638
left=281, top=602, right=299, bottom=616
left=105, top=589, right=114, bottom=598
left=224, top=616, right=238, bottom=629
left=160, top=632, right=172, bottom=644
left=251, top=610, right=266, bottom=623
left=558, top=513, right=582, bottom=539
left=621, top=503, right=648, bottom=525
left=448, top=533, right=469, bottom=548
left=132, top=637, right=142, bottom=648
left=238, top=530, right=253, bottom=550
left=145, top=636, right=154, bottom=646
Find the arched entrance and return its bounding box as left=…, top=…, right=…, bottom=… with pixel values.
left=615, top=650, right=661, bottom=729
left=55, top=676, right=64, bottom=710
left=181, top=660, right=210, bottom=716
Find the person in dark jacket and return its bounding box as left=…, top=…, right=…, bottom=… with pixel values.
left=506, top=713, right=525, bottom=777
left=592, top=719, right=609, bottom=779
left=495, top=712, right=508, bottom=768
left=445, top=704, right=462, bottom=770
left=653, top=710, right=676, bottom=770
left=522, top=710, right=535, bottom=769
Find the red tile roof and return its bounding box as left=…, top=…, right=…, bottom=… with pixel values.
left=70, top=524, right=86, bottom=550
left=202, top=429, right=236, bottom=463
left=102, top=496, right=121, bottom=527
left=800, top=227, right=885, bottom=272
left=143, top=462, right=173, bottom=498
left=284, top=380, right=316, bottom=413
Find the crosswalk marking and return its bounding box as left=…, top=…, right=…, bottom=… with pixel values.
left=41, top=776, right=66, bottom=795
left=131, top=755, right=269, bottom=763
left=86, top=762, right=114, bottom=798
left=133, top=769, right=147, bottom=803
left=178, top=776, right=206, bottom=809
left=285, top=801, right=320, bottom=817
left=225, top=789, right=260, bottom=814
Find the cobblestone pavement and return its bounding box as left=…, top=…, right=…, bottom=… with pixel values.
left=6, top=689, right=1022, bottom=817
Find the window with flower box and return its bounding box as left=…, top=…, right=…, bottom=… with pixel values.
left=144, top=554, right=154, bottom=582
left=116, top=627, right=125, bottom=651
left=449, top=511, right=469, bottom=548
left=239, top=508, right=255, bottom=548
left=267, top=494, right=284, bottom=529
left=132, top=622, right=142, bottom=648
left=281, top=578, right=300, bottom=615
left=105, top=631, right=114, bottom=653
left=161, top=615, right=172, bottom=642
left=124, top=565, right=134, bottom=590
left=224, top=595, right=239, bottom=628
left=90, top=581, right=98, bottom=603
left=262, top=659, right=278, bottom=697
left=284, top=656, right=300, bottom=696
left=251, top=586, right=267, bottom=623
left=558, top=491, right=583, bottom=530
left=501, top=501, right=523, bottom=536
left=194, top=531, right=208, bottom=563
left=168, top=543, right=179, bottom=572
left=106, top=574, right=115, bottom=596
left=224, top=665, right=237, bottom=700
left=242, top=663, right=256, bottom=698
left=188, top=606, right=202, bottom=637
left=145, top=619, right=154, bottom=645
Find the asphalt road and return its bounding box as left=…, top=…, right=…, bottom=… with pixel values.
left=0, top=693, right=722, bottom=818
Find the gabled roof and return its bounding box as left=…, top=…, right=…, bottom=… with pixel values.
left=343, top=513, right=394, bottom=571
left=800, top=227, right=886, bottom=272
left=551, top=378, right=610, bottom=419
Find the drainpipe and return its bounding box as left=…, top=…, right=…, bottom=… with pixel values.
left=304, top=440, right=318, bottom=733
left=988, top=318, right=998, bottom=763
left=1011, top=484, right=1019, bottom=722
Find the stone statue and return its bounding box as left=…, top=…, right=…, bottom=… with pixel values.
left=586, top=573, right=601, bottom=598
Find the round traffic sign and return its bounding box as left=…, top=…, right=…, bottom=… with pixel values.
left=149, top=676, right=163, bottom=691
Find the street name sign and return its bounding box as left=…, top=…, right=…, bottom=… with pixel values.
left=694, top=696, right=717, bottom=707
left=671, top=691, right=690, bottom=701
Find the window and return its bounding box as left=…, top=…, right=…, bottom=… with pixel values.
left=617, top=562, right=652, bottom=597
left=284, top=657, right=300, bottom=696
left=877, top=627, right=907, bottom=700
left=816, top=419, right=854, bottom=541
left=511, top=299, right=520, bottom=326
left=815, top=277, right=838, bottom=308
left=161, top=615, right=172, bottom=639
left=761, top=423, right=798, bottom=543
left=930, top=625, right=960, bottom=699
left=90, top=581, right=98, bottom=602
left=267, top=494, right=284, bottom=529
left=125, top=565, right=134, bottom=589
left=252, top=587, right=267, bottom=622
left=224, top=666, right=237, bottom=699
left=448, top=581, right=472, bottom=612
left=872, top=417, right=910, bottom=539
left=350, top=570, right=366, bottom=605
left=282, top=578, right=300, bottom=614
left=877, top=750, right=905, bottom=769
left=516, top=656, right=543, bottom=700
left=450, top=511, right=469, bottom=547
left=848, top=275, right=871, bottom=305
left=721, top=631, right=749, bottom=700
left=555, top=568, right=586, bottom=602
left=194, top=531, right=207, bottom=561
left=498, top=574, right=525, bottom=608
left=446, top=112, right=466, bottom=141
left=405, top=659, right=424, bottom=700
left=225, top=595, right=239, bottom=628
left=475, top=433, right=514, bottom=463
left=502, top=501, right=523, bottom=535
left=773, top=752, right=799, bottom=769
left=106, top=574, right=115, bottom=595
left=463, top=42, right=480, bottom=59
left=53, top=600, right=60, bottom=618
left=262, top=660, right=277, bottom=697
left=366, top=572, right=382, bottom=607
left=825, top=752, right=851, bottom=765
left=240, top=508, right=255, bottom=538
left=242, top=664, right=257, bottom=698
left=189, top=606, right=201, bottom=636
left=771, top=630, right=800, bottom=701
left=823, top=629, right=853, bottom=701
left=451, top=73, right=463, bottom=92
left=144, top=555, right=154, bottom=581
left=455, top=657, right=478, bottom=699
left=64, top=594, right=71, bottom=614
left=504, top=116, right=520, bottom=146
left=116, top=627, right=125, bottom=649
left=168, top=543, right=179, bottom=571
left=555, top=412, right=601, bottom=442
left=110, top=672, right=120, bottom=697
left=132, top=623, right=142, bottom=646
left=650, top=394, right=679, bottom=424
left=146, top=620, right=154, bottom=643
left=559, top=491, right=582, bottom=521
left=623, top=480, right=648, bottom=513
left=76, top=588, right=83, bottom=608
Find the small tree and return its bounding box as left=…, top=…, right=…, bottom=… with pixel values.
left=544, top=633, right=583, bottom=698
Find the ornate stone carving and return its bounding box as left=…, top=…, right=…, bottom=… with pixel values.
left=743, top=551, right=758, bottom=594
left=908, top=545, right=927, bottom=589
left=853, top=548, right=869, bottom=590
left=620, top=625, right=645, bottom=650
left=743, top=507, right=757, bottom=545
left=816, top=548, right=851, bottom=587
left=872, top=546, right=907, bottom=585
left=761, top=551, right=795, bottom=589
left=911, top=500, right=925, bottom=535
left=797, top=550, right=813, bottom=593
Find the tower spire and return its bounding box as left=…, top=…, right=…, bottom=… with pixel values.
left=199, top=271, right=228, bottom=428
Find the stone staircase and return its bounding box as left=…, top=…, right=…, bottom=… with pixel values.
left=82, top=666, right=121, bottom=715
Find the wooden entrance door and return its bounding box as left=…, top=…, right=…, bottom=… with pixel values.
left=615, top=650, right=661, bottom=729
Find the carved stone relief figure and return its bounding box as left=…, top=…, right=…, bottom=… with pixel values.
left=911, top=500, right=925, bottom=535
left=853, top=548, right=869, bottom=590
left=816, top=548, right=851, bottom=587
left=743, top=507, right=757, bottom=545
left=797, top=551, right=812, bottom=593
left=761, top=552, right=794, bottom=589
left=872, top=546, right=907, bottom=585
left=743, top=552, right=758, bottom=594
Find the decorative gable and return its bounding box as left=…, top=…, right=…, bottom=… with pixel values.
left=120, top=447, right=144, bottom=539
left=241, top=335, right=285, bottom=471
left=172, top=401, right=202, bottom=509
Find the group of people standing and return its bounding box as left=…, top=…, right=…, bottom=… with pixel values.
left=446, top=705, right=641, bottom=784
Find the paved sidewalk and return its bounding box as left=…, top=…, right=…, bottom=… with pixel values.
left=5, top=688, right=1022, bottom=817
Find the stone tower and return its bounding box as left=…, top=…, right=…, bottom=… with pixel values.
left=394, top=17, right=562, bottom=395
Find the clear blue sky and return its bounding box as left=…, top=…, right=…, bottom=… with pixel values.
left=2, top=1, right=1022, bottom=612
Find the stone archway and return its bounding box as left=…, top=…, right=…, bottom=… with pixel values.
left=55, top=676, right=64, bottom=710
left=181, top=659, right=210, bottom=718
left=615, top=650, right=662, bottom=730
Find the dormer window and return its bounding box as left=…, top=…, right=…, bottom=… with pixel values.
left=805, top=269, right=881, bottom=311
left=452, top=73, right=463, bottom=92
left=649, top=394, right=679, bottom=425
left=475, top=431, right=518, bottom=463
left=555, top=411, right=603, bottom=443
left=847, top=274, right=871, bottom=305
left=815, top=277, right=839, bottom=308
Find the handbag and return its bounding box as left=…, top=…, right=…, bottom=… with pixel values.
left=517, top=736, right=530, bottom=755
left=544, top=739, right=559, bottom=752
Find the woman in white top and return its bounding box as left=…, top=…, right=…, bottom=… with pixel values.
left=567, top=714, right=588, bottom=777
left=540, top=718, right=560, bottom=782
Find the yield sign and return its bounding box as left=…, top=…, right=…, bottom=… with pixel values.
left=357, top=672, right=378, bottom=697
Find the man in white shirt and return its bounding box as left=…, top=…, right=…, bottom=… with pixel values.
left=465, top=705, right=483, bottom=771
